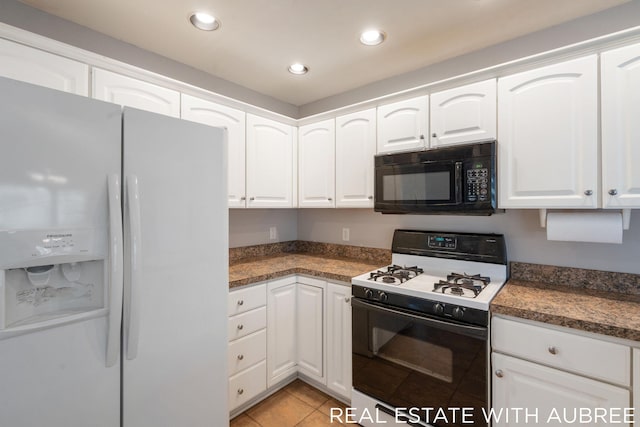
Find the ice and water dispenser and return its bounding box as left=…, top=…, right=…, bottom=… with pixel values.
left=0, top=228, right=107, bottom=332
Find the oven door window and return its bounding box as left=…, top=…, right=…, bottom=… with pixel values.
left=352, top=299, right=487, bottom=427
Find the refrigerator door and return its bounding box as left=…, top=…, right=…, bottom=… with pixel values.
left=0, top=77, right=121, bottom=427
left=122, top=107, right=229, bottom=426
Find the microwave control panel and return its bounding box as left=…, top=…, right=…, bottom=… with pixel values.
left=466, top=167, right=489, bottom=202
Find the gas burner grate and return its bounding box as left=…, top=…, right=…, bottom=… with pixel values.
left=368, top=265, right=424, bottom=284
left=433, top=272, right=491, bottom=298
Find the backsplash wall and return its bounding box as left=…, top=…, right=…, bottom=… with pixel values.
left=296, top=209, right=640, bottom=275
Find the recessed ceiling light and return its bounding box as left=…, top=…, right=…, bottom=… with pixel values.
left=189, top=12, right=220, bottom=31
left=288, top=63, right=309, bottom=75
left=360, top=29, right=386, bottom=46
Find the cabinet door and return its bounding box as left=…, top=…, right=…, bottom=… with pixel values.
left=498, top=56, right=598, bottom=208
left=377, top=96, right=428, bottom=153
left=492, top=353, right=630, bottom=427
left=430, top=79, right=496, bottom=147
left=298, top=119, right=335, bottom=208
left=181, top=95, right=246, bottom=208
left=326, top=283, right=352, bottom=400
left=0, top=38, right=88, bottom=95
left=266, top=278, right=297, bottom=387
left=246, top=114, right=294, bottom=208
left=602, top=42, right=640, bottom=208
left=296, top=280, right=325, bottom=383
left=92, top=68, right=180, bottom=117
left=634, top=349, right=640, bottom=417
left=335, top=109, right=376, bottom=207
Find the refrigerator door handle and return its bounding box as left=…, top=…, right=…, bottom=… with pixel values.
left=106, top=174, right=124, bottom=367
left=125, top=175, right=142, bottom=360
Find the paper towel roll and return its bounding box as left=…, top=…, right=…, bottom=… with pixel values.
left=546, top=212, right=623, bottom=244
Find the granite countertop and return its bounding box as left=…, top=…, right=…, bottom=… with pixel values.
left=229, top=253, right=382, bottom=288
left=491, top=263, right=640, bottom=342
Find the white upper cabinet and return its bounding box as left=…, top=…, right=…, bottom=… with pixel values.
left=92, top=68, right=180, bottom=117
left=298, top=119, right=335, bottom=208
left=246, top=114, right=295, bottom=208
left=181, top=95, right=246, bottom=208
left=0, top=38, right=88, bottom=95
left=601, top=42, right=640, bottom=209
left=377, top=96, right=428, bottom=154
left=498, top=55, right=598, bottom=208
left=430, top=79, right=496, bottom=147
left=335, top=109, right=376, bottom=208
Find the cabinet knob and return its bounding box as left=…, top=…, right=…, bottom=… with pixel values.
left=368, top=196, right=373, bottom=200
left=344, top=297, right=351, bottom=303
left=237, top=324, right=244, bottom=330
left=584, top=190, right=593, bottom=196
left=432, top=133, right=437, bottom=138
left=609, top=189, right=618, bottom=196
left=495, top=370, right=504, bottom=378
left=249, top=197, right=255, bottom=201
left=419, top=134, right=425, bottom=140
left=237, top=388, right=244, bottom=395
left=328, top=197, right=333, bottom=201
left=548, top=346, right=558, bottom=355
left=237, top=299, right=244, bottom=306
left=240, top=196, right=246, bottom=201
left=237, top=354, right=244, bottom=360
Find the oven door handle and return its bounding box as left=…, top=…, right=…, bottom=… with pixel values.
left=351, top=298, right=487, bottom=340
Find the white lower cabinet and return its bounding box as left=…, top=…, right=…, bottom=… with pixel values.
left=326, top=282, right=352, bottom=400
left=228, top=284, right=267, bottom=412
left=266, top=277, right=297, bottom=387
left=634, top=349, right=640, bottom=416
left=297, top=278, right=326, bottom=383
left=492, top=316, right=632, bottom=427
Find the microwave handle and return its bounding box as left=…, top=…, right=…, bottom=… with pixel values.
left=351, top=297, right=487, bottom=340
left=455, top=161, right=463, bottom=204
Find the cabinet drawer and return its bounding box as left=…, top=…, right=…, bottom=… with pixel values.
left=229, top=306, right=266, bottom=341
left=229, top=360, right=267, bottom=411
left=228, top=329, right=267, bottom=376
left=492, top=317, right=630, bottom=386
left=229, top=284, right=266, bottom=316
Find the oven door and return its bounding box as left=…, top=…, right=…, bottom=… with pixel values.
left=352, top=298, right=488, bottom=427
left=374, top=159, right=462, bottom=214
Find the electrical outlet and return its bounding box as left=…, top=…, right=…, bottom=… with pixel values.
left=269, top=226, right=277, bottom=240
left=342, top=228, right=350, bottom=242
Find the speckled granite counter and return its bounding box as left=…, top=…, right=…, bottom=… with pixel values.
left=491, top=262, right=640, bottom=341
left=229, top=241, right=390, bottom=288
left=229, top=253, right=383, bottom=288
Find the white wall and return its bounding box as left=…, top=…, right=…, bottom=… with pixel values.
left=229, top=209, right=298, bottom=248
left=296, top=209, right=640, bottom=274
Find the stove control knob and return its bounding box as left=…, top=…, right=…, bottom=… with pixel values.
left=364, top=288, right=373, bottom=299
left=379, top=292, right=388, bottom=302
left=452, top=306, right=465, bottom=320
left=434, top=303, right=445, bottom=315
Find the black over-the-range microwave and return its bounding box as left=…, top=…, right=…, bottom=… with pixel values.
left=374, top=140, right=497, bottom=215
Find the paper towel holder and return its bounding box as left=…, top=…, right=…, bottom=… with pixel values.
left=539, top=208, right=631, bottom=230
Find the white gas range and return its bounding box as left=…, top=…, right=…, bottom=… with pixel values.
left=350, top=230, right=508, bottom=427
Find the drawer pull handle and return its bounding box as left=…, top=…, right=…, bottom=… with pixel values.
left=495, top=370, right=504, bottom=378
left=237, top=388, right=244, bottom=395
left=548, top=346, right=558, bottom=355
left=237, top=300, right=244, bottom=306
left=237, top=354, right=244, bottom=360
left=237, top=324, right=244, bottom=330
left=344, top=297, right=351, bottom=303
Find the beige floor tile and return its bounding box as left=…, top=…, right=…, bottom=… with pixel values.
left=230, top=414, right=260, bottom=427
left=296, top=410, right=343, bottom=427
left=246, top=389, right=315, bottom=427
left=285, top=380, right=330, bottom=408
left=317, top=397, right=348, bottom=421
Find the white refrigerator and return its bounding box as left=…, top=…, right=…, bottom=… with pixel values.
left=0, top=76, right=229, bottom=427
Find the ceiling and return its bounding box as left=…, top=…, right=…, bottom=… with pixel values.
left=20, top=0, right=629, bottom=106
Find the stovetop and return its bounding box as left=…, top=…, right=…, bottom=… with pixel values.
left=351, top=230, right=508, bottom=311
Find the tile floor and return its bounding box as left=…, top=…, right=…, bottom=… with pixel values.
left=230, top=380, right=349, bottom=427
